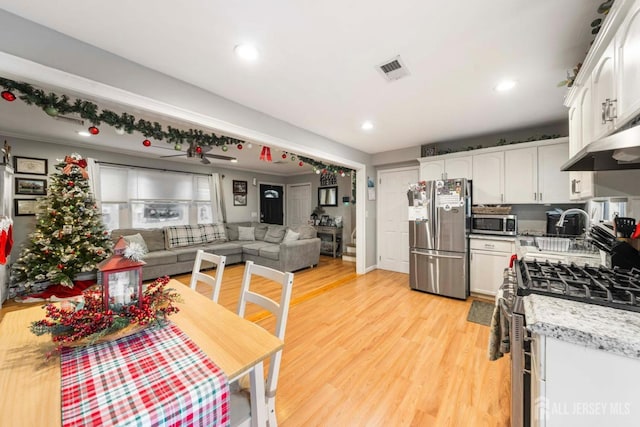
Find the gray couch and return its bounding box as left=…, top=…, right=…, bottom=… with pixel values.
left=110, top=222, right=321, bottom=281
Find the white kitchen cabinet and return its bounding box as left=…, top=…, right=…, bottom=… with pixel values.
left=472, top=152, right=504, bottom=205
left=568, top=86, right=595, bottom=201
left=616, top=1, right=640, bottom=125
left=591, top=40, right=617, bottom=139
left=531, top=334, right=640, bottom=427
left=469, top=237, right=515, bottom=296
left=537, top=143, right=570, bottom=204
left=419, top=155, right=472, bottom=181
left=503, top=142, right=570, bottom=204
left=505, top=146, right=538, bottom=204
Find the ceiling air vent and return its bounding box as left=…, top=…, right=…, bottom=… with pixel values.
left=53, top=114, right=85, bottom=126
left=377, top=55, right=410, bottom=82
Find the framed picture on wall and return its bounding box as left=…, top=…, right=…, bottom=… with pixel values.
left=233, top=194, right=247, bottom=206
left=233, top=180, right=247, bottom=194
left=15, top=177, right=47, bottom=195
left=14, top=156, right=48, bottom=175
left=14, top=199, right=39, bottom=216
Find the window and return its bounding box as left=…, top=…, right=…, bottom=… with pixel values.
left=101, top=203, right=120, bottom=230
left=131, top=201, right=189, bottom=228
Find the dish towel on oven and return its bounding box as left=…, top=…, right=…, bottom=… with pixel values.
left=488, top=288, right=510, bottom=361
left=61, top=322, right=229, bottom=427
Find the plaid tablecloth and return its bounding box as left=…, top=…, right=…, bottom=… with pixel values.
left=61, top=323, right=229, bottom=426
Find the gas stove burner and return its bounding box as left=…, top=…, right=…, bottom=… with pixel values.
left=516, top=259, right=640, bottom=312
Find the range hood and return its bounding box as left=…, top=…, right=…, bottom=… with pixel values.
left=561, top=124, right=640, bottom=171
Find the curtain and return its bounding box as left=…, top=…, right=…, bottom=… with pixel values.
left=209, top=173, right=225, bottom=223
left=86, top=158, right=102, bottom=210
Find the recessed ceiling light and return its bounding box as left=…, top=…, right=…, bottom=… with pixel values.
left=234, top=44, right=259, bottom=61
left=77, top=131, right=91, bottom=137
left=361, top=121, right=374, bottom=131
left=494, top=80, right=517, bottom=92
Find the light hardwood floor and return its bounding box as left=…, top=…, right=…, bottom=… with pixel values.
left=180, top=256, right=511, bottom=426
left=2, top=256, right=511, bottom=426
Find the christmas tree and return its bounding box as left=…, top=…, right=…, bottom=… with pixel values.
left=12, top=154, right=112, bottom=289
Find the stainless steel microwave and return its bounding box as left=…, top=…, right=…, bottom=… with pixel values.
left=471, top=214, right=517, bottom=236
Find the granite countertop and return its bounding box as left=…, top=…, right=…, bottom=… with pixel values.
left=523, top=294, right=640, bottom=360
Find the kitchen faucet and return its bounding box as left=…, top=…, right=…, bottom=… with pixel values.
left=556, top=208, right=591, bottom=234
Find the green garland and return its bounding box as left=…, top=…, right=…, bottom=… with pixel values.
left=0, top=76, right=353, bottom=173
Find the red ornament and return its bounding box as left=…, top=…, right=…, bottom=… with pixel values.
left=195, top=146, right=202, bottom=154
left=142, top=139, right=151, bottom=147
left=322, top=169, right=327, bottom=174
left=1, top=90, right=16, bottom=102
left=68, top=181, right=74, bottom=187
left=57, top=264, right=64, bottom=270
left=281, top=153, right=287, bottom=159
left=299, top=161, right=304, bottom=167
left=237, top=144, right=243, bottom=150
left=44, top=249, right=50, bottom=255
left=88, top=126, right=100, bottom=135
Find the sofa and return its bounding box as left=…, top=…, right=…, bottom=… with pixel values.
left=110, top=222, right=321, bottom=281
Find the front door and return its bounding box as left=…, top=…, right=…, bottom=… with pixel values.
left=260, top=183, right=284, bottom=225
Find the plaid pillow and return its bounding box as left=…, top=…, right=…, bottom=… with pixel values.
left=199, top=223, right=227, bottom=243
left=165, top=225, right=203, bottom=249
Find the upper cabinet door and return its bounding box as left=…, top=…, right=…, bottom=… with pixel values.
left=538, top=143, right=571, bottom=204
left=472, top=151, right=504, bottom=205
left=444, top=156, right=473, bottom=180
left=617, top=2, right=640, bottom=125
left=504, top=147, right=537, bottom=204
left=591, top=40, right=616, bottom=139
left=420, top=159, right=445, bottom=181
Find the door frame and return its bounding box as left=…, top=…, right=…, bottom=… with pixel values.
left=258, top=181, right=286, bottom=224
left=285, top=182, right=312, bottom=226
left=376, top=166, right=419, bottom=272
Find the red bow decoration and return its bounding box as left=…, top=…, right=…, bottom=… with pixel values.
left=259, top=146, right=272, bottom=162
left=63, top=156, right=89, bottom=179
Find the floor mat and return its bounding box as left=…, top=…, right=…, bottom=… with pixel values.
left=15, top=280, right=95, bottom=303
left=466, top=300, right=494, bottom=326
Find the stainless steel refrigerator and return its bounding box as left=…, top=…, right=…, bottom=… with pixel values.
left=409, top=178, right=470, bottom=300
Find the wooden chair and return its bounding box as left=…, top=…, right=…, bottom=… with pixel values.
left=189, top=250, right=226, bottom=303
left=230, top=260, right=294, bottom=427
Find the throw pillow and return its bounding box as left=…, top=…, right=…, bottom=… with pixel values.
left=165, top=225, right=202, bottom=249
left=264, top=225, right=287, bottom=243
left=238, top=226, right=256, bottom=241
left=252, top=222, right=269, bottom=241
left=282, top=229, right=300, bottom=242
left=123, top=233, right=149, bottom=253
left=200, top=223, right=227, bottom=242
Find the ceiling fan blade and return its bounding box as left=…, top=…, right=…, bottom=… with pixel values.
left=200, top=155, right=211, bottom=165
left=204, top=153, right=237, bottom=161
left=159, top=154, right=186, bottom=158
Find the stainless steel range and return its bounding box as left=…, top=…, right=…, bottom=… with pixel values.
left=516, top=259, right=640, bottom=312
left=502, top=259, right=640, bottom=427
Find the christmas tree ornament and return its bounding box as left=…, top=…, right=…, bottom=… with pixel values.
left=68, top=181, right=74, bottom=187
left=299, top=161, right=304, bottom=167
left=259, top=146, right=272, bottom=162
left=115, top=127, right=126, bottom=136
left=291, top=155, right=296, bottom=161
left=221, top=145, right=229, bottom=152
left=142, top=139, right=151, bottom=147
left=237, top=144, right=243, bottom=150
left=1, top=90, right=16, bottom=101
left=44, top=106, right=59, bottom=117
left=195, top=146, right=202, bottom=154
left=88, top=126, right=100, bottom=135
left=281, top=153, right=287, bottom=160
left=174, top=142, right=182, bottom=151
left=247, top=143, right=253, bottom=149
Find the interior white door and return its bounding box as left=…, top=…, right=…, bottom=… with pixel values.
left=286, top=183, right=311, bottom=227
left=377, top=167, right=419, bottom=273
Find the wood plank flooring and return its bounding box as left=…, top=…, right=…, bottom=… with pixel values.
left=1, top=256, right=511, bottom=426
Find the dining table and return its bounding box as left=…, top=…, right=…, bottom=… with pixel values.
left=0, top=279, right=284, bottom=426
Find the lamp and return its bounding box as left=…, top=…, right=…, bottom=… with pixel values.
left=97, top=237, right=146, bottom=311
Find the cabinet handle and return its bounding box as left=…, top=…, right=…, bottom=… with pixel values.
left=533, top=192, right=537, bottom=200
left=607, top=98, right=617, bottom=121
left=601, top=101, right=608, bottom=124
left=501, top=194, right=504, bottom=203
left=484, top=244, right=495, bottom=249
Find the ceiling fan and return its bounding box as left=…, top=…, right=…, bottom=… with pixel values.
left=159, top=141, right=237, bottom=165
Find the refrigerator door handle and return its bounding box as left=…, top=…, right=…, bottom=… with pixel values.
left=410, top=251, right=464, bottom=260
